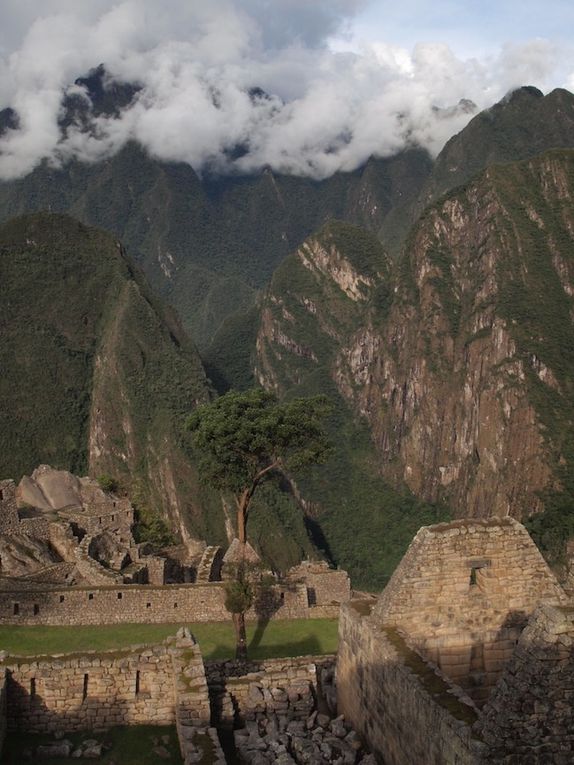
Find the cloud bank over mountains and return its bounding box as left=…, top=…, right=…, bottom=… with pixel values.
left=0, top=0, right=567, bottom=180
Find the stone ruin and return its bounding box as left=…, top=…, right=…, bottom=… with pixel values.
left=0, top=628, right=376, bottom=764
left=0, top=509, right=571, bottom=762
left=0, top=466, right=351, bottom=626
left=337, top=517, right=574, bottom=764
left=0, top=467, right=170, bottom=588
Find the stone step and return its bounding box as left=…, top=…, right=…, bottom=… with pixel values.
left=196, top=546, right=223, bottom=583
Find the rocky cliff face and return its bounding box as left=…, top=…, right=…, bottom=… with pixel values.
left=256, top=151, right=574, bottom=523
left=365, top=151, right=574, bottom=518
left=255, top=221, right=449, bottom=587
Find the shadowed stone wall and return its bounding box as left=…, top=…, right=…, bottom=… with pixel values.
left=337, top=602, right=485, bottom=765
left=205, top=655, right=335, bottom=726
left=5, top=631, right=210, bottom=734
left=477, top=604, right=574, bottom=764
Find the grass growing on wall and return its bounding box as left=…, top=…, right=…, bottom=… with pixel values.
left=0, top=618, right=338, bottom=660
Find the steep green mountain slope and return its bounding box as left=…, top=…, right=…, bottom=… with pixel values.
left=3, top=75, right=574, bottom=359
left=358, top=149, right=574, bottom=527
left=414, top=87, right=574, bottom=229
left=338, top=154, right=574, bottom=567
left=254, top=151, right=574, bottom=573
left=0, top=212, right=315, bottom=570
left=0, top=139, right=431, bottom=351
left=0, top=213, right=220, bottom=541
left=254, top=221, right=450, bottom=587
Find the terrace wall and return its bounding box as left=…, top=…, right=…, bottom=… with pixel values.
left=0, top=581, right=316, bottom=625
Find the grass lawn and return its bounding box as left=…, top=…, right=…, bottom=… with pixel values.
left=3, top=725, right=183, bottom=765
left=0, top=618, right=338, bottom=660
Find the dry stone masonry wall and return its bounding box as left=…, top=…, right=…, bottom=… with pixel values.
left=373, top=517, right=567, bottom=705
left=0, top=581, right=317, bottom=626
left=0, top=481, right=20, bottom=535
left=477, top=604, right=574, bottom=764
left=205, top=655, right=333, bottom=727
left=5, top=630, right=209, bottom=734
left=337, top=518, right=573, bottom=764
left=337, top=602, right=484, bottom=765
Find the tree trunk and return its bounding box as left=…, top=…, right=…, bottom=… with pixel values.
left=232, top=611, right=248, bottom=660
left=237, top=498, right=247, bottom=546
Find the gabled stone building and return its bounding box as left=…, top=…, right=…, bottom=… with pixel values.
left=337, top=518, right=573, bottom=764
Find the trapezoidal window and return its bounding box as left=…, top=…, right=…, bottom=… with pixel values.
left=33, top=604, right=39, bottom=615
left=13, top=603, right=19, bottom=616
left=468, top=560, right=491, bottom=590
left=83, top=674, right=89, bottom=701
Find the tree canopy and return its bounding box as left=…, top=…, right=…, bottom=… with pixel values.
left=186, top=388, right=332, bottom=544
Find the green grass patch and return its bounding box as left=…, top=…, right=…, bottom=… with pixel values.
left=3, top=725, right=182, bottom=765
left=0, top=618, right=338, bottom=660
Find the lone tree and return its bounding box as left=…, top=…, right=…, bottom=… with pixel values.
left=223, top=565, right=254, bottom=660
left=187, top=388, right=332, bottom=548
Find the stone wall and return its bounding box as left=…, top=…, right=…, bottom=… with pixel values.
left=0, top=481, right=20, bottom=535
left=337, top=602, right=486, bottom=765
left=205, top=655, right=334, bottom=726
left=60, top=501, right=133, bottom=536
left=373, top=518, right=567, bottom=705
left=286, top=562, right=351, bottom=607
left=0, top=580, right=321, bottom=626
left=0, top=669, right=6, bottom=759
left=477, top=604, right=574, bottom=764
left=18, top=516, right=51, bottom=539
left=5, top=631, right=210, bottom=734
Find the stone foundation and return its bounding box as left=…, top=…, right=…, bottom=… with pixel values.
left=205, top=655, right=335, bottom=727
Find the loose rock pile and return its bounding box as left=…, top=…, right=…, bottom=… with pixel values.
left=233, top=711, right=376, bottom=764
left=26, top=737, right=106, bottom=759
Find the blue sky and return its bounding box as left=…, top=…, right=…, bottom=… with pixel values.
left=347, top=0, right=573, bottom=56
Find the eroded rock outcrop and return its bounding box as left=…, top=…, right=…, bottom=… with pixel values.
left=255, top=152, right=574, bottom=522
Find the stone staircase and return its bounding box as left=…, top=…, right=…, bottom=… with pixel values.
left=73, top=535, right=123, bottom=585
left=195, top=546, right=223, bottom=583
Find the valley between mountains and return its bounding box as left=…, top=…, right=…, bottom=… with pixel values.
left=3, top=82, right=574, bottom=588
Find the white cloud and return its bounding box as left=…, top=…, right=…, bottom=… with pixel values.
left=0, top=0, right=568, bottom=181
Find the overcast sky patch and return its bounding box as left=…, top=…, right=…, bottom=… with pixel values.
left=0, top=0, right=571, bottom=180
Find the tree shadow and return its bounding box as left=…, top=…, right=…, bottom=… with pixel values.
left=249, top=582, right=285, bottom=653
left=303, top=516, right=335, bottom=565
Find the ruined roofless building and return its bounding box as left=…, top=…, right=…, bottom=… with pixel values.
left=337, top=517, right=572, bottom=764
